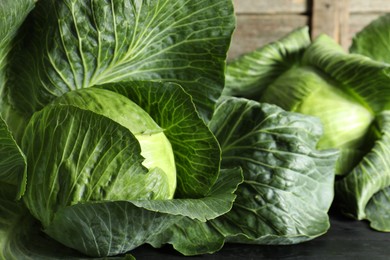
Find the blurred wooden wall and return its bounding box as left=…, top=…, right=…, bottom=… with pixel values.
left=228, top=0, right=390, bottom=59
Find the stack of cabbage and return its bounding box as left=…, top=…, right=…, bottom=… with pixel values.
left=3, top=0, right=381, bottom=259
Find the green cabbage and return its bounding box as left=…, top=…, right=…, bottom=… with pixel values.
left=0, top=0, right=341, bottom=258
left=0, top=0, right=239, bottom=258
left=225, top=16, right=390, bottom=232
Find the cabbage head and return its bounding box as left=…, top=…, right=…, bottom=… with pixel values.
left=224, top=22, right=390, bottom=232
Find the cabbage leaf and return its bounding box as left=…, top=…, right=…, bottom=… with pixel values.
left=210, top=98, right=338, bottom=244
left=6, top=0, right=235, bottom=134
left=223, top=27, right=311, bottom=98
left=147, top=97, right=338, bottom=255
left=0, top=0, right=34, bottom=197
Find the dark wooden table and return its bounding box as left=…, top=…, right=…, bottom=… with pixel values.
left=131, top=207, right=390, bottom=259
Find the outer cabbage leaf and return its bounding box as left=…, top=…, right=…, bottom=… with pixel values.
left=350, top=14, right=390, bottom=63
left=0, top=184, right=89, bottom=259
left=335, top=111, right=390, bottom=224
left=223, top=26, right=311, bottom=98
left=99, top=81, right=221, bottom=198
left=302, top=34, right=390, bottom=114
left=0, top=0, right=35, bottom=94
left=147, top=97, right=338, bottom=255
left=0, top=184, right=135, bottom=259
left=146, top=167, right=243, bottom=256
left=210, top=97, right=338, bottom=244
left=0, top=0, right=34, bottom=197
left=0, top=0, right=36, bottom=138
left=7, top=0, right=235, bottom=123
left=45, top=167, right=242, bottom=257
left=365, top=187, right=390, bottom=231
left=0, top=118, right=27, bottom=199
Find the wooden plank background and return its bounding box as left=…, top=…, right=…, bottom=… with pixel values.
left=228, top=0, right=390, bottom=60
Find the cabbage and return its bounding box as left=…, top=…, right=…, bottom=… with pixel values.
left=0, top=0, right=239, bottom=258
left=225, top=17, right=390, bottom=232
left=0, top=0, right=341, bottom=258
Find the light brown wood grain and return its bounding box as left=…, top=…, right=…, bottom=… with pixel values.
left=338, top=0, right=350, bottom=49
left=311, top=0, right=350, bottom=49
left=350, top=0, right=390, bottom=12
left=311, top=0, right=339, bottom=39
left=233, top=0, right=390, bottom=14
left=230, top=0, right=389, bottom=57
left=233, top=0, right=308, bottom=14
